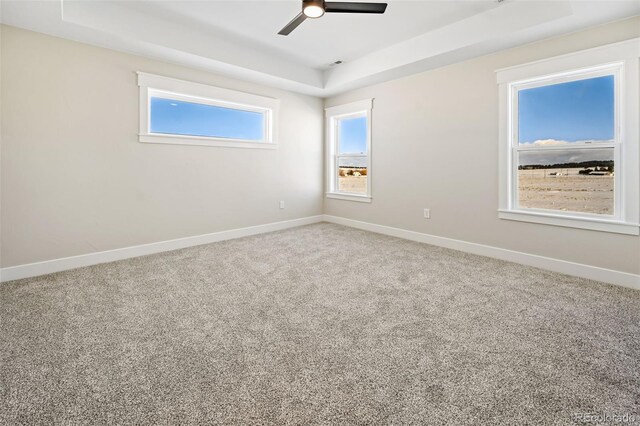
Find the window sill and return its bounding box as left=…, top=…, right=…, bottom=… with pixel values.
left=498, top=209, right=639, bottom=235
left=139, top=134, right=277, bottom=149
left=326, top=193, right=372, bottom=203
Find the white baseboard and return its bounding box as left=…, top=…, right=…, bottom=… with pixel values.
left=0, top=215, right=324, bottom=283
left=3, top=214, right=638, bottom=291
left=322, top=215, right=640, bottom=291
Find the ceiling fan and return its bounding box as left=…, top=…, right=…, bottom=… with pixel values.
left=278, top=0, right=388, bottom=36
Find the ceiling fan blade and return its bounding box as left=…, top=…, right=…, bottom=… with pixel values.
left=278, top=12, right=307, bottom=35
left=324, top=2, right=387, bottom=14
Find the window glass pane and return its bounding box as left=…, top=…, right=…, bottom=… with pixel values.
left=518, top=75, right=614, bottom=145
left=338, top=157, right=367, bottom=195
left=518, top=148, right=614, bottom=215
left=150, top=97, right=265, bottom=141
left=338, top=116, right=367, bottom=154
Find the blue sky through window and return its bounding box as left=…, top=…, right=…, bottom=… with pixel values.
left=339, top=116, right=367, bottom=154
left=518, top=75, right=614, bottom=144
left=150, top=97, right=264, bottom=141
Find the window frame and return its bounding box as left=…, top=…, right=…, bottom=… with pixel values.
left=138, top=72, right=279, bottom=149
left=325, top=99, right=373, bottom=203
left=497, top=39, right=640, bottom=235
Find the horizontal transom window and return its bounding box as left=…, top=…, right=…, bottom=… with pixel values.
left=138, top=72, right=278, bottom=149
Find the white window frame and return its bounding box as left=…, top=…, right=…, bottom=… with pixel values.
left=325, top=99, right=373, bottom=203
left=138, top=72, right=279, bottom=149
left=497, top=39, right=640, bottom=236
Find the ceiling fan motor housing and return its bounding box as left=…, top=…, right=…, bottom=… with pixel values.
left=303, top=0, right=326, bottom=18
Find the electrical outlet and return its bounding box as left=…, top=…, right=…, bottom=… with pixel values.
left=279, top=201, right=285, bottom=209
left=423, top=208, right=430, bottom=219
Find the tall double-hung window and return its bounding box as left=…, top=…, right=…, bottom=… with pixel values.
left=325, top=99, right=373, bottom=202
left=497, top=39, right=639, bottom=235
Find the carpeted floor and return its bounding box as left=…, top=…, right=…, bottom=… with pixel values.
left=1, top=223, right=639, bottom=425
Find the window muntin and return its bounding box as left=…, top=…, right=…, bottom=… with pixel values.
left=138, top=72, right=278, bottom=149
left=511, top=66, right=621, bottom=218
left=326, top=100, right=373, bottom=201
left=149, top=96, right=266, bottom=141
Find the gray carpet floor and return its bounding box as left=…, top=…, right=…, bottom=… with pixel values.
left=1, top=223, right=639, bottom=425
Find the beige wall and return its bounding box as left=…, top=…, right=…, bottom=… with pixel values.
left=2, top=20, right=639, bottom=275
left=0, top=25, right=324, bottom=267
left=325, top=17, right=640, bottom=275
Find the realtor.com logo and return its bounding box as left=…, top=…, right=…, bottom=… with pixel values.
left=572, top=412, right=637, bottom=424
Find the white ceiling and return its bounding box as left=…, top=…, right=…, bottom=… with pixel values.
left=123, top=1, right=501, bottom=70
left=1, top=1, right=639, bottom=97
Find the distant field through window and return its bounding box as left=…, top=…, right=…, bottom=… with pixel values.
left=518, top=149, right=614, bottom=215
